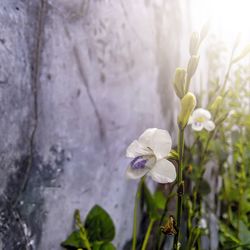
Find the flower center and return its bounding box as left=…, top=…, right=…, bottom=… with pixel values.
left=194, top=121, right=202, bottom=127
left=195, top=116, right=205, bottom=123
left=130, top=156, right=148, bottom=169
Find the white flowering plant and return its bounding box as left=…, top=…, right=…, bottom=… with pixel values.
left=61, top=26, right=250, bottom=250
left=123, top=25, right=250, bottom=250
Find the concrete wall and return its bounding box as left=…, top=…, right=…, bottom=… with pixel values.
left=0, top=0, right=186, bottom=249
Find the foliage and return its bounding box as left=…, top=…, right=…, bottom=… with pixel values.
left=125, top=27, right=250, bottom=250
left=61, top=205, right=116, bottom=250
left=62, top=25, right=250, bottom=250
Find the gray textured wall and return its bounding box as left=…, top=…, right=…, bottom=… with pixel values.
left=0, top=0, right=186, bottom=249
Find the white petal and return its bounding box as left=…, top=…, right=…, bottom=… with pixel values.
left=192, top=108, right=211, bottom=120
left=126, top=140, right=152, bottom=158
left=148, top=159, right=176, bottom=183
left=204, top=120, right=215, bottom=131
left=138, top=128, right=172, bottom=160
left=126, top=165, right=150, bottom=179
left=199, top=218, right=207, bottom=229
left=138, top=128, right=156, bottom=146
left=192, top=122, right=204, bottom=131
left=188, top=116, right=194, bottom=125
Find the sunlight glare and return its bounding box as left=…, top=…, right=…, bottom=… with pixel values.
left=191, top=0, right=250, bottom=44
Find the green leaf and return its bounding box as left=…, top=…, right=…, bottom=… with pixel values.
left=223, top=240, right=241, bottom=249
left=100, top=242, right=116, bottom=250
left=85, top=205, right=115, bottom=243
left=239, top=221, right=250, bottom=245
left=154, top=191, right=166, bottom=210
left=61, top=230, right=85, bottom=249
left=92, top=242, right=102, bottom=250
left=219, top=222, right=240, bottom=245
left=167, top=150, right=179, bottom=162
left=92, top=242, right=116, bottom=250
left=142, top=182, right=158, bottom=219
left=186, top=227, right=201, bottom=249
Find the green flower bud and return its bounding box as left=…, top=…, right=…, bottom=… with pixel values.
left=210, top=96, right=223, bottom=112
left=178, top=92, right=197, bottom=130
left=189, top=32, right=200, bottom=56
left=215, top=112, right=228, bottom=125
left=173, top=68, right=186, bottom=99
left=187, top=55, right=200, bottom=79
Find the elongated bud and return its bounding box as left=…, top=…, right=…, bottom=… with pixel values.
left=189, top=32, right=200, bottom=56
left=178, top=92, right=197, bottom=130
left=210, top=96, right=223, bottom=112
left=173, top=68, right=186, bottom=99
left=200, top=21, right=210, bottom=42
left=232, top=43, right=250, bottom=64
left=187, top=56, right=199, bottom=79
left=215, top=112, right=228, bottom=125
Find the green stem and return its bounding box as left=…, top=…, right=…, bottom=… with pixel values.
left=79, top=228, right=91, bottom=250
left=141, top=219, right=155, bottom=250
left=132, top=178, right=143, bottom=250
left=157, top=186, right=176, bottom=250
left=174, top=128, right=185, bottom=249
left=75, top=211, right=91, bottom=250
left=221, top=41, right=237, bottom=96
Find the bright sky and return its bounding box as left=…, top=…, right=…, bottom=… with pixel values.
left=191, top=0, right=250, bottom=45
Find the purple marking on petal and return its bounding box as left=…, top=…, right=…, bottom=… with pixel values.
left=130, top=156, right=143, bottom=166
left=133, top=160, right=147, bottom=169
left=130, top=156, right=148, bottom=169
left=194, top=122, right=202, bottom=127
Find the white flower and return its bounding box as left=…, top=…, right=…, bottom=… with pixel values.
left=198, top=218, right=207, bottom=229
left=125, top=128, right=176, bottom=183
left=188, top=108, right=215, bottom=131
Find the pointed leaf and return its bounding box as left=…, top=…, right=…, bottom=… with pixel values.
left=85, top=205, right=115, bottom=243
left=100, top=242, right=116, bottom=250
left=93, top=242, right=116, bottom=250
left=61, top=230, right=85, bottom=249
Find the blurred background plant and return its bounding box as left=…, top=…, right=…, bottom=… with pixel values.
left=61, top=27, right=250, bottom=250
left=205, top=38, right=250, bottom=250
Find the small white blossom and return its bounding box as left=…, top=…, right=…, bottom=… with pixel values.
left=198, top=218, right=207, bottom=229
left=126, top=128, right=176, bottom=183
left=188, top=108, right=215, bottom=131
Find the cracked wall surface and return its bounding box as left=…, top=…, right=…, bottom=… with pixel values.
left=0, top=0, right=187, bottom=249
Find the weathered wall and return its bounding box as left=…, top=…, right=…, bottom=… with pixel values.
left=0, top=0, right=186, bottom=249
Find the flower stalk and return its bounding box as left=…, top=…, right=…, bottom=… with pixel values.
left=74, top=210, right=92, bottom=250
left=174, top=127, right=185, bottom=249
left=132, top=178, right=144, bottom=250
left=141, top=219, right=155, bottom=250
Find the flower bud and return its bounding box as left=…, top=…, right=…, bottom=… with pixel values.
left=215, top=112, right=228, bottom=125
left=173, top=68, right=186, bottom=99
left=189, top=32, right=200, bottom=55
left=187, top=56, right=199, bottom=79
left=178, top=92, right=197, bottom=130
left=200, top=21, right=210, bottom=42
left=210, top=96, right=223, bottom=112
left=232, top=43, right=250, bottom=64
